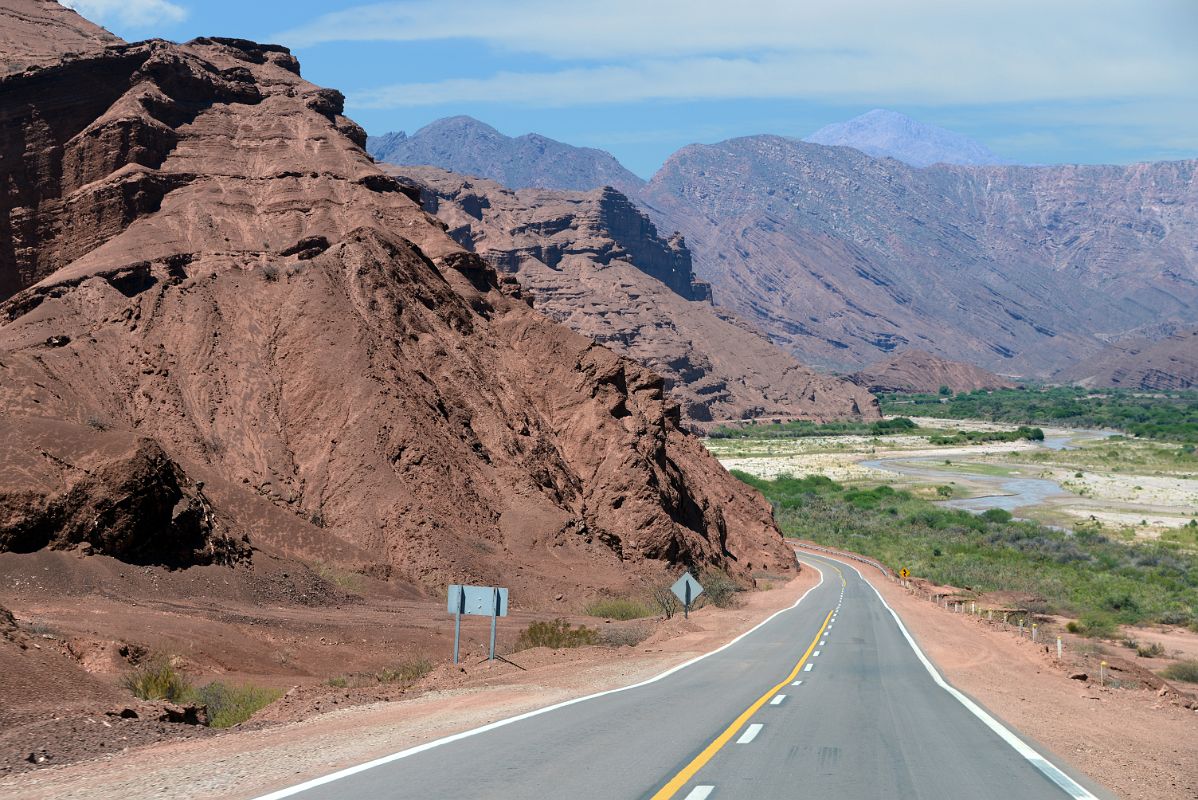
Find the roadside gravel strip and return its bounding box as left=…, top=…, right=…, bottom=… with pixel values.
left=253, top=553, right=1109, bottom=800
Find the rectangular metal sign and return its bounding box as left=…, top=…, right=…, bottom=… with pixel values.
left=447, top=584, right=509, bottom=617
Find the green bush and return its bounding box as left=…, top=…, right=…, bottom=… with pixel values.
left=584, top=597, right=655, bottom=620
left=981, top=508, right=1013, bottom=523
left=699, top=569, right=743, bottom=608
left=191, top=681, right=282, bottom=728
left=122, top=657, right=192, bottom=702
left=1162, top=660, right=1198, bottom=683
left=514, top=619, right=598, bottom=651
left=1136, top=642, right=1166, bottom=658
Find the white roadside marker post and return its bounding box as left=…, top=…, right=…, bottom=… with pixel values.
left=1032, top=623, right=1038, bottom=643
left=1056, top=636, right=1062, bottom=660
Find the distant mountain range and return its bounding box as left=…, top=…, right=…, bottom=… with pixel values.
left=368, top=114, right=1198, bottom=384
left=367, top=116, right=645, bottom=197
left=804, top=109, right=1012, bottom=167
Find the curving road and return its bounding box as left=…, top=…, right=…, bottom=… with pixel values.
left=254, top=553, right=1110, bottom=800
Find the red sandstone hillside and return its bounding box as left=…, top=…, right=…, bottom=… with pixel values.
left=391, top=166, right=878, bottom=425
left=0, top=5, right=795, bottom=601
left=849, top=350, right=1016, bottom=394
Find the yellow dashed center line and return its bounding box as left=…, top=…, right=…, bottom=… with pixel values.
left=648, top=608, right=835, bottom=800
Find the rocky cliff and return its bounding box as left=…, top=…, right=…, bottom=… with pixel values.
left=394, top=166, right=878, bottom=425
left=848, top=350, right=1016, bottom=394
left=368, top=116, right=645, bottom=198
left=0, top=8, right=794, bottom=595
left=641, top=136, right=1198, bottom=376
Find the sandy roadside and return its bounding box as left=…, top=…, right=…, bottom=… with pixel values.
left=0, top=569, right=819, bottom=800
left=807, top=547, right=1198, bottom=800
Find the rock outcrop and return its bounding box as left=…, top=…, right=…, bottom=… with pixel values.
left=395, top=166, right=878, bottom=425
left=368, top=116, right=645, bottom=198
left=848, top=350, right=1016, bottom=394
left=0, top=8, right=794, bottom=595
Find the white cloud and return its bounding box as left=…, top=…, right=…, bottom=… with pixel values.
left=277, top=0, right=1197, bottom=113
left=62, top=0, right=187, bottom=29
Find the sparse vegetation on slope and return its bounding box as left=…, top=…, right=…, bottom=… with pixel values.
left=734, top=472, right=1198, bottom=630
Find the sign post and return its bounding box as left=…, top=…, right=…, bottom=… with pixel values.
left=447, top=584, right=509, bottom=664
left=671, top=573, right=704, bottom=619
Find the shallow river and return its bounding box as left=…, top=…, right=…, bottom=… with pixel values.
left=861, top=428, right=1116, bottom=515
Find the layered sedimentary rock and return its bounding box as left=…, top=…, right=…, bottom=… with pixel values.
left=849, top=350, right=1016, bottom=394
left=0, top=7, right=794, bottom=596
left=395, top=166, right=878, bottom=425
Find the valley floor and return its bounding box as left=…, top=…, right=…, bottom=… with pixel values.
left=708, top=417, right=1198, bottom=541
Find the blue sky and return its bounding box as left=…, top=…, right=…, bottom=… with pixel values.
left=65, top=0, right=1198, bottom=178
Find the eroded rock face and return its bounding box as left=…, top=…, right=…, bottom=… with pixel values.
left=0, top=434, right=246, bottom=567
left=0, top=15, right=793, bottom=593
left=849, top=350, right=1016, bottom=394
left=396, top=166, right=878, bottom=426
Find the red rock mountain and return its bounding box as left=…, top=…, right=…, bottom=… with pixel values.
left=393, top=166, right=878, bottom=425
left=0, top=4, right=795, bottom=598
left=849, top=350, right=1016, bottom=394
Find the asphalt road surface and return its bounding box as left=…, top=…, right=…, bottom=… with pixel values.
left=257, top=552, right=1110, bottom=800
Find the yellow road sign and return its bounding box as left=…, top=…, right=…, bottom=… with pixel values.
left=899, top=568, right=910, bottom=578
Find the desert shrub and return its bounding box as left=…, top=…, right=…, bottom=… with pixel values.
left=378, top=656, right=433, bottom=685
left=981, top=508, right=1013, bottom=524
left=122, top=656, right=192, bottom=702
left=191, top=681, right=282, bottom=728
left=1162, top=660, right=1198, bottom=683
left=699, top=569, right=743, bottom=609
left=598, top=624, right=652, bottom=648
left=514, top=619, right=598, bottom=651
left=85, top=416, right=110, bottom=431
left=312, top=562, right=363, bottom=593
left=936, top=485, right=954, bottom=498
left=1136, top=642, right=1166, bottom=658
left=584, top=597, right=655, bottom=620
left=651, top=585, right=680, bottom=619
left=262, top=264, right=279, bottom=282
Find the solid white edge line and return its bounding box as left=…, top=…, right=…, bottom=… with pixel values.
left=737, top=723, right=763, bottom=744
left=250, top=564, right=829, bottom=800
left=683, top=787, right=715, bottom=800
left=800, top=552, right=1100, bottom=800
left=769, top=694, right=786, bottom=705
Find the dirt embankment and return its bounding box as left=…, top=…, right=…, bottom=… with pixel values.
left=0, top=568, right=816, bottom=800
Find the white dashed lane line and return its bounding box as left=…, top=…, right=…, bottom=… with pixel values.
left=683, top=786, right=714, bottom=800
left=813, top=650, right=821, bottom=657
left=737, top=724, right=763, bottom=744
left=804, top=663, right=814, bottom=672
left=769, top=695, right=786, bottom=706
left=791, top=680, right=803, bottom=686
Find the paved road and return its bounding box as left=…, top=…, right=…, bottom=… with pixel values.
left=258, top=553, right=1109, bottom=800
